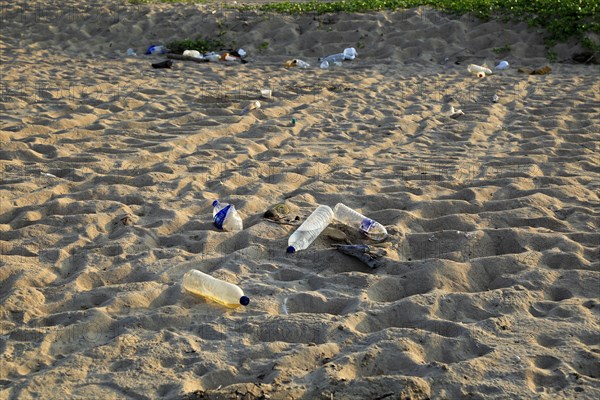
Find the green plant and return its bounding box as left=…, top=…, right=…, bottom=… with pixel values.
left=492, top=44, right=511, bottom=55
left=258, top=41, right=270, bottom=52
left=131, top=0, right=600, bottom=51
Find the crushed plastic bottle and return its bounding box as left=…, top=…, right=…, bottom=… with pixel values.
left=284, top=59, right=310, bottom=68
left=126, top=48, right=137, bottom=56
left=332, top=203, right=388, bottom=241
left=182, top=269, right=249, bottom=308
left=241, top=100, right=261, bottom=115
left=212, top=200, right=243, bottom=231
left=145, top=45, right=167, bottom=55
left=287, top=205, right=334, bottom=253
left=319, top=47, right=358, bottom=65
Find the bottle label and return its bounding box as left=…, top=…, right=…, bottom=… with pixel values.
left=213, top=205, right=231, bottom=230
left=360, top=218, right=375, bottom=233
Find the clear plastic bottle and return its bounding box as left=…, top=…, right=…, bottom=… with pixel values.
left=287, top=205, right=334, bottom=253
left=182, top=269, right=249, bottom=308
left=333, top=203, right=388, bottom=241
left=212, top=200, right=243, bottom=231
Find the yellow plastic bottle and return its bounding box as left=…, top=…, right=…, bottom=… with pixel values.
left=182, top=269, right=249, bottom=308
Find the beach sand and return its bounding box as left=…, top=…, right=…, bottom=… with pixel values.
left=1, top=0, right=599, bottom=398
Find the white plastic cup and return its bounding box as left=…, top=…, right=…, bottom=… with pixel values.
left=260, top=89, right=272, bottom=99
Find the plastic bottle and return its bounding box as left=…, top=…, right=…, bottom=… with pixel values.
left=332, top=203, right=388, bottom=241
left=319, top=47, right=357, bottom=64
left=467, top=64, right=492, bottom=76
left=182, top=269, right=250, bottom=308
left=204, top=52, right=221, bottom=62
left=319, top=60, right=330, bottom=69
left=287, top=205, right=334, bottom=253
left=212, top=200, right=243, bottom=231
left=126, top=48, right=137, bottom=56
left=296, top=59, right=310, bottom=68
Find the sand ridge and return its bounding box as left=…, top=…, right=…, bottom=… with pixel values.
left=1, top=0, right=599, bottom=399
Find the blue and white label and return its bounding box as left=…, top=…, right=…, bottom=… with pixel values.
left=213, top=205, right=231, bottom=230
left=360, top=218, right=375, bottom=233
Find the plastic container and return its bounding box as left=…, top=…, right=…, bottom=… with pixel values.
left=126, top=48, right=136, bottom=56
left=182, top=269, right=249, bottom=308
left=287, top=205, right=334, bottom=253
left=212, top=200, right=243, bottom=231
left=333, top=203, right=388, bottom=241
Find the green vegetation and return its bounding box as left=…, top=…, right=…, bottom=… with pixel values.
left=258, top=41, right=270, bottom=52
left=492, top=44, right=512, bottom=55
left=131, top=0, right=600, bottom=50
left=166, top=37, right=224, bottom=54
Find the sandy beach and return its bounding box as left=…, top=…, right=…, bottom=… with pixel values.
left=1, top=0, right=599, bottom=398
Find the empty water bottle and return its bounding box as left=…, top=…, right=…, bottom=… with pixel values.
left=213, top=200, right=243, bottom=231
left=333, top=203, right=388, bottom=241
left=319, top=47, right=358, bottom=65
left=287, top=205, right=334, bottom=253
left=182, top=269, right=250, bottom=308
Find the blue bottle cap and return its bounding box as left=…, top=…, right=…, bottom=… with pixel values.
left=240, top=296, right=250, bottom=306
left=286, top=246, right=296, bottom=253
left=212, top=200, right=219, bottom=207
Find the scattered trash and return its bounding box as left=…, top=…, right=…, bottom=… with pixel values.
left=284, top=59, right=310, bottom=68
left=428, top=234, right=437, bottom=242
left=145, top=45, right=167, bottom=55
left=494, top=60, right=509, bottom=70
left=40, top=172, right=57, bottom=178
left=467, top=64, right=492, bottom=78
left=152, top=60, right=173, bottom=69
left=260, top=89, right=272, bottom=99
left=291, top=117, right=296, bottom=126
left=241, top=100, right=261, bottom=115
left=212, top=200, right=243, bottom=231
left=333, top=244, right=387, bottom=269
left=183, top=49, right=202, bottom=59
left=182, top=269, right=249, bottom=308
left=492, top=94, right=499, bottom=103
left=332, top=203, right=387, bottom=241
left=126, top=48, right=136, bottom=56
left=518, top=66, right=552, bottom=75
left=449, top=106, right=464, bottom=119
left=287, top=205, right=334, bottom=253
left=464, top=231, right=475, bottom=239
left=318, top=47, right=358, bottom=68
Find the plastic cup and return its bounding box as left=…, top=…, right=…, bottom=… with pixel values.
left=261, top=89, right=272, bottom=99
